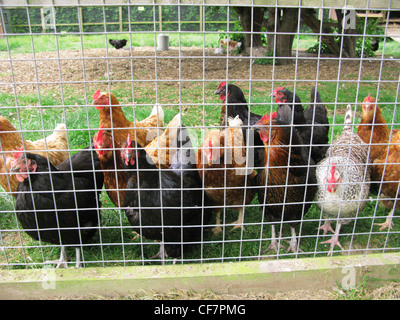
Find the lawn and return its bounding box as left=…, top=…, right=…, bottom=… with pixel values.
left=0, top=33, right=399, bottom=269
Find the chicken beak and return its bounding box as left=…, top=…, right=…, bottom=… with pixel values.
left=214, top=89, right=220, bottom=95
left=10, top=166, right=20, bottom=173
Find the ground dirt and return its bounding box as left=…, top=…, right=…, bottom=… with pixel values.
left=1, top=47, right=398, bottom=103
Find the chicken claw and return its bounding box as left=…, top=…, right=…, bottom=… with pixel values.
left=375, top=208, right=395, bottom=231
left=321, top=235, right=344, bottom=256
left=319, top=220, right=335, bottom=235
left=229, top=209, right=245, bottom=232
left=375, top=219, right=395, bottom=231
left=262, top=240, right=286, bottom=254
left=211, top=226, right=223, bottom=236
left=285, top=227, right=303, bottom=254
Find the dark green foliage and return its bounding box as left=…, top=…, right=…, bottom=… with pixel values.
left=306, top=15, right=384, bottom=57
left=6, top=5, right=238, bottom=34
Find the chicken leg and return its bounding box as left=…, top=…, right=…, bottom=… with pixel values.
left=285, top=226, right=303, bottom=254
left=211, top=210, right=223, bottom=235
left=45, top=246, right=81, bottom=268
left=375, top=207, right=395, bottom=231
left=321, top=222, right=345, bottom=256
left=319, top=215, right=335, bottom=235
left=230, top=207, right=245, bottom=232
left=262, top=225, right=286, bottom=254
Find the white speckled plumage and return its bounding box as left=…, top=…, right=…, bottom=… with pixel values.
left=315, top=104, right=371, bottom=255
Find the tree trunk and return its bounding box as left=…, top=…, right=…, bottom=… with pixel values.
left=301, top=9, right=341, bottom=56
left=235, top=7, right=265, bottom=48
left=335, top=9, right=358, bottom=58
left=266, top=8, right=299, bottom=65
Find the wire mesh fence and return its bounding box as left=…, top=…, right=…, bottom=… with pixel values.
left=0, top=0, right=399, bottom=269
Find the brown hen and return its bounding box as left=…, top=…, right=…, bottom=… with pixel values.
left=357, top=93, right=391, bottom=163
left=196, top=116, right=258, bottom=235
left=0, top=116, right=69, bottom=195
left=372, top=130, right=400, bottom=231
left=92, top=90, right=164, bottom=148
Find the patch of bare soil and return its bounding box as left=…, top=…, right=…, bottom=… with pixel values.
left=1, top=47, right=398, bottom=102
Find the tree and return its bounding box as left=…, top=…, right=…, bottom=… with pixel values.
left=266, top=8, right=299, bottom=65
left=234, top=7, right=265, bottom=48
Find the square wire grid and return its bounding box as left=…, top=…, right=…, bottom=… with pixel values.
left=0, top=1, right=399, bottom=268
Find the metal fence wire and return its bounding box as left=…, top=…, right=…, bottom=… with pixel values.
left=0, top=0, right=399, bottom=269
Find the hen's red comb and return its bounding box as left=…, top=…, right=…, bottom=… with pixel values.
left=259, top=111, right=277, bottom=125
left=218, top=81, right=227, bottom=89
left=93, top=89, right=102, bottom=100
left=330, top=162, right=337, bottom=176
left=273, top=86, right=285, bottom=94
left=11, top=146, right=24, bottom=160
left=127, top=134, right=132, bottom=148
left=364, top=93, right=375, bottom=103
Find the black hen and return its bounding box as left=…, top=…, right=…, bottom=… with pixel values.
left=303, top=86, right=330, bottom=163
left=272, top=86, right=306, bottom=126
left=10, top=147, right=104, bottom=268
left=273, top=86, right=329, bottom=163
left=214, top=81, right=266, bottom=169
left=109, top=39, right=127, bottom=49
left=121, top=128, right=212, bottom=260
left=255, top=105, right=317, bottom=254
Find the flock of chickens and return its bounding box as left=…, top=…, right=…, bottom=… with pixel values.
left=0, top=82, right=399, bottom=267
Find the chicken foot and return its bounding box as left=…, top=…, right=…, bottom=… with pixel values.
left=230, top=208, right=245, bottom=232
left=45, top=246, right=81, bottom=268
left=375, top=207, right=395, bottom=231
left=262, top=225, right=286, bottom=254
left=321, top=222, right=344, bottom=256
left=211, top=210, right=223, bottom=235
left=285, top=227, right=303, bottom=254
left=319, top=215, right=335, bottom=235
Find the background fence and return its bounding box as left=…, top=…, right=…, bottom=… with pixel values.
left=0, top=0, right=399, bottom=270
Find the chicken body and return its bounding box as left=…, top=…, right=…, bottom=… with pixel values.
left=196, top=116, right=258, bottom=235
left=214, top=82, right=265, bottom=169
left=255, top=105, right=317, bottom=254
left=109, top=39, right=127, bottom=49
left=315, top=104, right=370, bottom=256
left=372, top=130, right=400, bottom=230
left=11, top=148, right=103, bottom=267
left=94, top=113, right=182, bottom=207
left=92, top=90, right=164, bottom=149
left=357, top=94, right=391, bottom=165
left=94, top=125, right=127, bottom=207
left=121, top=128, right=212, bottom=259
left=0, top=116, right=69, bottom=195
left=273, top=86, right=329, bottom=164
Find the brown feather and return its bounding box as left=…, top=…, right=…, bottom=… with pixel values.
left=0, top=116, right=69, bottom=195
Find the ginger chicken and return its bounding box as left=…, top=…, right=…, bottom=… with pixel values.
left=94, top=113, right=182, bottom=207
left=92, top=89, right=164, bottom=148
left=255, top=106, right=316, bottom=254
left=196, top=116, right=258, bottom=235
left=0, top=116, right=69, bottom=195
left=372, top=130, right=400, bottom=231
left=93, top=124, right=127, bottom=207
left=357, top=93, right=390, bottom=163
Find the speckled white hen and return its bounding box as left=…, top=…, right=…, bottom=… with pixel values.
left=315, top=104, right=371, bottom=256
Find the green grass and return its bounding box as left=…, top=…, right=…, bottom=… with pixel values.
left=0, top=33, right=399, bottom=269
left=2, top=33, right=399, bottom=57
